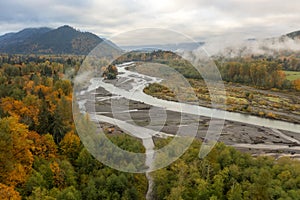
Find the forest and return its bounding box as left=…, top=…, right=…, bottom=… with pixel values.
left=153, top=139, right=300, bottom=200
left=0, top=54, right=299, bottom=199
left=0, top=54, right=147, bottom=199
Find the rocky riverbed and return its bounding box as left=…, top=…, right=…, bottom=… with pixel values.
left=84, top=86, right=300, bottom=158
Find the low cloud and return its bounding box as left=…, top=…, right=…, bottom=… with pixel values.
left=203, top=34, right=300, bottom=57
left=0, top=0, right=300, bottom=45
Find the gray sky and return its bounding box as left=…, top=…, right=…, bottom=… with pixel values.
left=0, top=0, right=299, bottom=45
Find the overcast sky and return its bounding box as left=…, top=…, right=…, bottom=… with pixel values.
left=0, top=0, right=299, bottom=45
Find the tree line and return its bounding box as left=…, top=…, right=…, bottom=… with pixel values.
left=115, top=51, right=300, bottom=90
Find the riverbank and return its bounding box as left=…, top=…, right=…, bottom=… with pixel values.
left=129, top=62, right=300, bottom=124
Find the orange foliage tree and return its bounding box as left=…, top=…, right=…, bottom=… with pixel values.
left=27, top=132, right=57, bottom=159
left=0, top=183, right=21, bottom=200
left=294, top=79, right=300, bottom=91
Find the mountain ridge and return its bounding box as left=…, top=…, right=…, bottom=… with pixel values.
left=0, top=25, right=106, bottom=55
left=286, top=30, right=300, bottom=40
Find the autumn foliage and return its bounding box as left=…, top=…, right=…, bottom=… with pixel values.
left=0, top=54, right=299, bottom=199
left=0, top=55, right=147, bottom=199
left=0, top=183, right=21, bottom=200
left=293, top=79, right=300, bottom=91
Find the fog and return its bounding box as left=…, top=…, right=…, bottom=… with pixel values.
left=203, top=34, right=300, bottom=58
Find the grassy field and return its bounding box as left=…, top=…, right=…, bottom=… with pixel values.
left=284, top=70, right=300, bottom=81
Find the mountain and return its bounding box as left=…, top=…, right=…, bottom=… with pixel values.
left=286, top=30, right=300, bottom=40
left=121, top=42, right=205, bottom=52
left=0, top=25, right=107, bottom=55
left=0, top=27, right=52, bottom=44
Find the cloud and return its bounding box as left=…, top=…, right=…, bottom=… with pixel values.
left=0, top=0, right=300, bottom=45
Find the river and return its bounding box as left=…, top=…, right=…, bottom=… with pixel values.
left=89, top=62, right=300, bottom=134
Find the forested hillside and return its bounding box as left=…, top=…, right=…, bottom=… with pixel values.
left=0, top=26, right=103, bottom=55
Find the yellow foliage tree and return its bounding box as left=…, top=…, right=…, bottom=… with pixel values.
left=50, top=161, right=64, bottom=189
left=0, top=97, right=39, bottom=125
left=59, top=131, right=82, bottom=163
left=0, top=117, right=34, bottom=187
